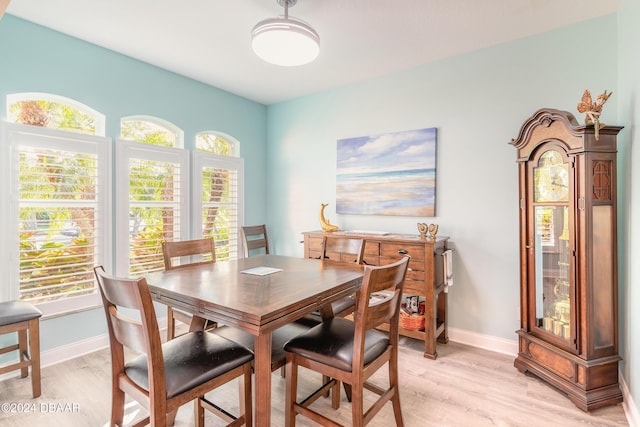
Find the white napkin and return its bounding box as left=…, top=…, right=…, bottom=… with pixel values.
left=443, top=249, right=453, bottom=292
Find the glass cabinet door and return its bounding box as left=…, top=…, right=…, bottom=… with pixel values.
left=531, top=149, right=572, bottom=343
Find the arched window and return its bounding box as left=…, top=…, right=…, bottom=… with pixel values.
left=194, top=132, right=243, bottom=261
left=120, top=115, right=184, bottom=148
left=116, top=117, right=186, bottom=276
left=6, top=92, right=105, bottom=136
left=196, top=131, right=239, bottom=156
left=2, top=94, right=110, bottom=314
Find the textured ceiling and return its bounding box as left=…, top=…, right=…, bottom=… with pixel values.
left=6, top=0, right=618, bottom=105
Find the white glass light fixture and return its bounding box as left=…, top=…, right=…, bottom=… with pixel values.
left=251, top=0, right=320, bottom=67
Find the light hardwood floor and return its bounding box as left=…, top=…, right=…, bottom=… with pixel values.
left=0, top=337, right=629, bottom=426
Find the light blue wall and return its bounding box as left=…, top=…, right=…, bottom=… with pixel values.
left=617, top=0, right=639, bottom=417
left=267, top=10, right=638, bottom=416
left=267, top=15, right=618, bottom=340
left=0, top=15, right=268, bottom=351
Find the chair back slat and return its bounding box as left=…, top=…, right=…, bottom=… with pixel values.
left=93, top=266, right=163, bottom=370
left=354, top=257, right=409, bottom=352
left=241, top=225, right=270, bottom=257
left=162, top=238, right=216, bottom=270
left=322, top=236, right=365, bottom=264
left=110, top=307, right=149, bottom=355
left=364, top=289, right=402, bottom=330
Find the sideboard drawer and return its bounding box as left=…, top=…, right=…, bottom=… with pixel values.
left=380, top=243, right=425, bottom=261
left=380, top=256, right=425, bottom=273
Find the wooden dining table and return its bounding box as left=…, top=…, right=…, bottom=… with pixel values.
left=145, top=254, right=364, bottom=426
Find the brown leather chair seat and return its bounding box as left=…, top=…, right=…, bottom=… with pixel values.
left=125, top=330, right=254, bottom=398
left=213, top=322, right=316, bottom=371
left=284, top=317, right=389, bottom=372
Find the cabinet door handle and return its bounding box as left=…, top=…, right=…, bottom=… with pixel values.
left=397, top=249, right=408, bottom=254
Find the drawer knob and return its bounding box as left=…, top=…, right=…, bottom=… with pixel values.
left=397, top=249, right=408, bottom=254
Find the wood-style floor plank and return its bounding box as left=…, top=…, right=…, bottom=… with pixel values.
left=0, top=337, right=629, bottom=426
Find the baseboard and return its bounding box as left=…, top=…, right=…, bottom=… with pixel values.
left=447, top=326, right=519, bottom=356
left=621, top=371, right=639, bottom=427
left=40, top=334, right=110, bottom=369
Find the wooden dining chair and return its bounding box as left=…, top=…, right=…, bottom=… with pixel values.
left=0, top=300, right=42, bottom=398
left=240, top=224, right=270, bottom=258
left=283, top=256, right=410, bottom=427
left=162, top=238, right=217, bottom=340
left=305, top=236, right=365, bottom=321
left=93, top=266, right=254, bottom=427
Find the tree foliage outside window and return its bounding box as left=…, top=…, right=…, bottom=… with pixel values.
left=197, top=132, right=238, bottom=261
left=121, top=119, right=176, bottom=147
left=9, top=100, right=97, bottom=135
left=196, top=132, right=233, bottom=156
left=121, top=118, right=184, bottom=275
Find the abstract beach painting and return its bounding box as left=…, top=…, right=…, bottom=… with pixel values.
left=336, top=127, right=436, bottom=216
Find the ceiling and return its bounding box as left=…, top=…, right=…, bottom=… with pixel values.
left=6, top=0, right=618, bottom=105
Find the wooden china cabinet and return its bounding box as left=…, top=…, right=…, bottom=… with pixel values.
left=510, top=108, right=623, bottom=411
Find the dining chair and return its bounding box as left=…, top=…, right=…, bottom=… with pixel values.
left=240, top=224, right=270, bottom=258
left=0, top=300, right=42, bottom=398
left=283, top=256, right=410, bottom=427
left=93, top=266, right=254, bottom=427
left=162, top=238, right=217, bottom=340
left=306, top=235, right=365, bottom=321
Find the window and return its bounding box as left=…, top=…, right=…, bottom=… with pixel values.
left=7, top=93, right=105, bottom=136
left=0, top=123, right=111, bottom=313
left=115, top=117, right=188, bottom=276
left=2, top=96, right=245, bottom=313
left=121, top=115, right=183, bottom=148
left=196, top=131, right=237, bottom=156
left=194, top=132, right=243, bottom=261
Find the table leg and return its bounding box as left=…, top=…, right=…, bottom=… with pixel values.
left=254, top=332, right=272, bottom=426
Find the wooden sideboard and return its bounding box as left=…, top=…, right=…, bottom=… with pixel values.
left=302, top=230, right=449, bottom=359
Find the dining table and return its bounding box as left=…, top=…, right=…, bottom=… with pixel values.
left=145, top=254, right=364, bottom=426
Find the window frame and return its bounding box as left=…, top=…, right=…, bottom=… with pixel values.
left=114, top=139, right=190, bottom=277
left=192, top=150, right=244, bottom=261
left=0, top=122, right=112, bottom=315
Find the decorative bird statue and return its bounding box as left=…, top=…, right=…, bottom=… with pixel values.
left=319, top=203, right=339, bottom=232
left=577, top=89, right=612, bottom=140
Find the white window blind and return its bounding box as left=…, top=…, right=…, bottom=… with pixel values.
left=193, top=153, right=243, bottom=261
left=116, top=141, right=189, bottom=276
left=1, top=123, right=111, bottom=312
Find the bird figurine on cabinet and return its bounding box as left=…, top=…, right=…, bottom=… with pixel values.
left=577, top=89, right=612, bottom=140
left=319, top=203, right=339, bottom=232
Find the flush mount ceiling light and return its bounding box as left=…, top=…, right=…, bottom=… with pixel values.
left=251, top=0, right=320, bottom=67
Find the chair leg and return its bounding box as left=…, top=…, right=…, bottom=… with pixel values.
left=194, top=397, right=204, bottom=427
left=331, top=378, right=341, bottom=409
left=111, top=386, right=126, bottom=427
left=389, top=353, right=404, bottom=426
left=18, top=327, right=28, bottom=378
left=28, top=318, right=41, bottom=398
left=351, top=380, right=365, bottom=427
left=285, top=359, right=298, bottom=427
left=343, top=382, right=352, bottom=403
left=241, top=363, right=253, bottom=427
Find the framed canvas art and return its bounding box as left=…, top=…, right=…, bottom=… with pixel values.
left=336, top=127, right=436, bottom=216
